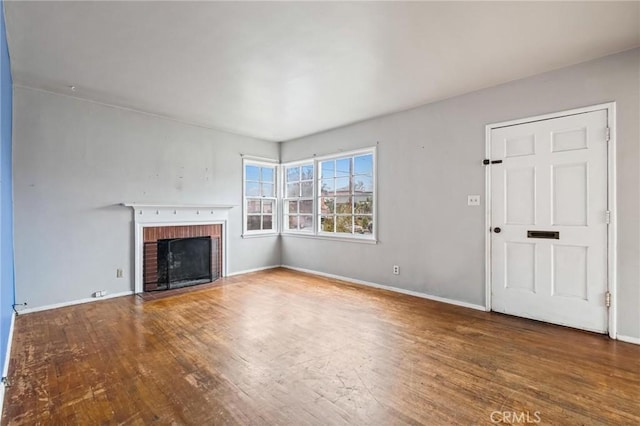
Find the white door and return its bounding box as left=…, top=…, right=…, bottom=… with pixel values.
left=490, top=109, right=609, bottom=333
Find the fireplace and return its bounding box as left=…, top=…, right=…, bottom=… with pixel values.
left=142, top=224, right=222, bottom=292
left=123, top=203, right=234, bottom=294
left=146, top=236, right=219, bottom=290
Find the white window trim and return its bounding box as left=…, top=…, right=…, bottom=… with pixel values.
left=280, top=146, right=378, bottom=243
left=242, top=158, right=279, bottom=237
left=281, top=159, right=316, bottom=235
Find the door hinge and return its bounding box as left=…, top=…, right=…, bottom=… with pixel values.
left=605, top=291, right=611, bottom=308
left=605, top=210, right=611, bottom=224
left=605, top=127, right=611, bottom=142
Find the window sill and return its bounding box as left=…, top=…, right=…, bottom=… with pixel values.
left=281, top=232, right=378, bottom=245
left=242, top=232, right=280, bottom=239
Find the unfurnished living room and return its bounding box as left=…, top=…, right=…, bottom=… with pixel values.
left=0, top=1, right=639, bottom=424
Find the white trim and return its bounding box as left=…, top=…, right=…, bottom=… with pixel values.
left=3, top=312, right=15, bottom=378
left=617, top=335, right=640, bottom=345
left=0, top=311, right=16, bottom=415
left=242, top=158, right=279, bottom=236
left=282, top=265, right=486, bottom=311
left=484, top=124, right=492, bottom=312
left=605, top=103, right=617, bottom=339
left=312, top=146, right=378, bottom=241
left=281, top=232, right=378, bottom=245
left=122, top=203, right=235, bottom=209
left=226, top=265, right=281, bottom=277
left=18, top=291, right=134, bottom=315
left=484, top=102, right=617, bottom=338
left=240, top=233, right=279, bottom=239
left=281, top=160, right=315, bottom=234
left=240, top=154, right=278, bottom=163
left=489, top=103, right=616, bottom=129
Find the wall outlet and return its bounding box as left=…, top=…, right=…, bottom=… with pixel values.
left=393, top=265, right=400, bottom=275
left=467, top=195, right=481, bottom=206
left=93, top=290, right=107, bottom=298
left=116, top=268, right=123, bottom=278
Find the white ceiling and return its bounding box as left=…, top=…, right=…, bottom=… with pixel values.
left=4, top=1, right=640, bottom=142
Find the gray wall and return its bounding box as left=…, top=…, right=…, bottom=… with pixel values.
left=13, top=86, right=280, bottom=309
left=281, top=49, right=640, bottom=339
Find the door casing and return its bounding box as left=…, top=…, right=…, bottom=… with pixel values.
left=484, top=102, right=617, bottom=339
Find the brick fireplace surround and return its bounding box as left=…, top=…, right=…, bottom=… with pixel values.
left=123, top=203, right=234, bottom=294
left=143, top=224, right=222, bottom=291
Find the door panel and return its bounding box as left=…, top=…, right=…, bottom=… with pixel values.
left=491, top=110, right=608, bottom=333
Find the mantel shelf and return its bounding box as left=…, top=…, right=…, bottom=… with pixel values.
left=121, top=203, right=236, bottom=209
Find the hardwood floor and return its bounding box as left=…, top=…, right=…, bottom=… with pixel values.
left=3, top=268, right=639, bottom=425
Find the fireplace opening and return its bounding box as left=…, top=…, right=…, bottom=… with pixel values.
left=144, top=236, right=220, bottom=291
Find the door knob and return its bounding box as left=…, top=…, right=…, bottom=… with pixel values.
left=494, top=227, right=501, bottom=233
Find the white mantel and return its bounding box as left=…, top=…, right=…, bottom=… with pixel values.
left=123, top=203, right=236, bottom=293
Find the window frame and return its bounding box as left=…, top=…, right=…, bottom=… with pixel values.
left=242, top=158, right=279, bottom=237
left=280, top=146, right=377, bottom=242
left=281, top=160, right=316, bottom=234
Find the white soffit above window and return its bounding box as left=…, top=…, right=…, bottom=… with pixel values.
left=4, top=1, right=639, bottom=142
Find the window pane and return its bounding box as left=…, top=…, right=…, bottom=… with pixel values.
left=354, top=154, right=373, bottom=175
left=321, top=216, right=334, bottom=232
left=287, top=215, right=299, bottom=230
left=247, top=215, right=261, bottom=231
left=287, top=166, right=300, bottom=182
left=353, top=176, right=373, bottom=193
left=336, top=196, right=352, bottom=214
left=247, top=200, right=261, bottom=214
left=300, top=215, right=313, bottom=230
left=261, top=167, right=274, bottom=183
left=355, top=216, right=373, bottom=234
left=335, top=177, right=350, bottom=194
left=301, top=181, right=313, bottom=197
left=321, top=160, right=335, bottom=179
left=287, top=200, right=298, bottom=214
left=320, top=197, right=335, bottom=214
left=336, top=215, right=353, bottom=233
left=263, top=215, right=273, bottom=230
left=261, top=183, right=274, bottom=197
left=299, top=199, right=313, bottom=214
left=354, top=195, right=372, bottom=214
left=321, top=179, right=334, bottom=195
left=287, top=182, right=300, bottom=198
left=262, top=200, right=273, bottom=214
left=336, top=158, right=351, bottom=177
left=246, top=182, right=260, bottom=196
left=245, top=165, right=260, bottom=181
left=301, top=165, right=314, bottom=180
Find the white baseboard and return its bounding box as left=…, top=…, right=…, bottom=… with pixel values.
left=18, top=291, right=134, bottom=315
left=281, top=265, right=486, bottom=311
left=226, top=265, right=281, bottom=277
left=0, top=311, right=16, bottom=416
left=617, top=334, right=640, bottom=345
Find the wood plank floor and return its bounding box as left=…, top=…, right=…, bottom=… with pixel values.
left=3, top=268, right=639, bottom=425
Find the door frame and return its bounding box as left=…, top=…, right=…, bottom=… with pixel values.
left=484, top=102, right=617, bottom=339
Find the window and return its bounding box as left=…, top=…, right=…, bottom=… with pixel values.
left=283, top=163, right=314, bottom=232
left=318, top=152, right=374, bottom=238
left=243, top=147, right=376, bottom=241
left=243, top=160, right=277, bottom=235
